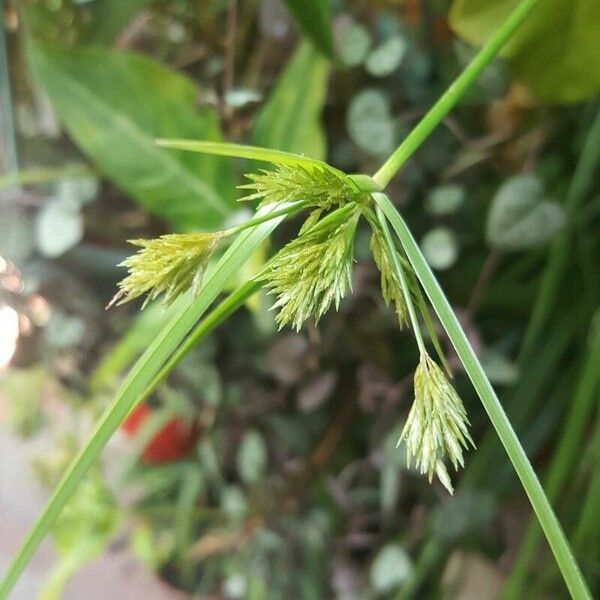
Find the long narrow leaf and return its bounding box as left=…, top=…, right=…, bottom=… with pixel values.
left=0, top=206, right=288, bottom=599
left=372, top=191, right=591, bottom=600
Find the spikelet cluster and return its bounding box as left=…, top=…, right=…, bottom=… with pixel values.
left=240, top=164, right=359, bottom=211
left=108, top=232, right=222, bottom=308
left=370, top=230, right=412, bottom=327
left=260, top=205, right=360, bottom=331
left=399, top=352, right=474, bottom=494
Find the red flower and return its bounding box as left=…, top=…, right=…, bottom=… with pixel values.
left=121, top=403, right=199, bottom=463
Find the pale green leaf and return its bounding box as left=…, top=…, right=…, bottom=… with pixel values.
left=486, top=175, right=566, bottom=251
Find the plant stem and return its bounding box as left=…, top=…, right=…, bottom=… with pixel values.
left=224, top=199, right=306, bottom=235
left=375, top=205, right=426, bottom=355
left=372, top=0, right=540, bottom=188
left=373, top=191, right=591, bottom=600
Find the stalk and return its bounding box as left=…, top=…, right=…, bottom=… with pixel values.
left=373, top=191, right=591, bottom=600
left=372, top=0, right=540, bottom=188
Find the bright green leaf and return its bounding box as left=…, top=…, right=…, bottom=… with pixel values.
left=253, top=43, right=329, bottom=160
left=449, top=0, right=600, bottom=103
left=29, top=43, right=235, bottom=230
left=281, top=0, right=333, bottom=58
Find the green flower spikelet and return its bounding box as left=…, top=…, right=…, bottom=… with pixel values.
left=260, top=204, right=361, bottom=331
left=400, top=352, right=474, bottom=494
left=239, top=164, right=358, bottom=211
left=109, top=232, right=222, bottom=308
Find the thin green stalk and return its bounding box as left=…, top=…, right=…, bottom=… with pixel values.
left=224, top=200, right=306, bottom=235
left=372, top=0, right=540, bottom=188
left=502, top=330, right=600, bottom=599
left=373, top=191, right=591, bottom=600
left=0, top=206, right=287, bottom=600
left=376, top=205, right=426, bottom=355
left=519, top=105, right=600, bottom=362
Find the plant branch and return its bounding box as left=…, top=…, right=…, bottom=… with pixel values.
left=373, top=191, right=591, bottom=600
left=372, top=0, right=540, bottom=188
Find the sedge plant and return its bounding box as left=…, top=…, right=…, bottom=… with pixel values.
left=0, top=0, right=592, bottom=598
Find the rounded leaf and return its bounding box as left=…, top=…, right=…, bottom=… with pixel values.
left=421, top=227, right=459, bottom=270
left=370, top=544, right=412, bottom=592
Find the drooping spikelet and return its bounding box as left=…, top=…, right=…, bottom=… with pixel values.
left=108, top=232, right=223, bottom=309
left=260, top=204, right=360, bottom=331
left=399, top=352, right=474, bottom=494
left=370, top=230, right=414, bottom=328
left=239, top=164, right=359, bottom=211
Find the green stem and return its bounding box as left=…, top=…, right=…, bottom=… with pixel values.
left=224, top=200, right=306, bottom=235
left=375, top=205, right=426, bottom=355
left=373, top=191, right=591, bottom=600
left=0, top=164, right=95, bottom=191
left=372, top=0, right=540, bottom=188
left=501, top=330, right=600, bottom=599
left=519, top=105, right=600, bottom=362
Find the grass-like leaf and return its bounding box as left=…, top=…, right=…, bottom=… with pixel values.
left=0, top=205, right=289, bottom=599
left=373, top=191, right=591, bottom=600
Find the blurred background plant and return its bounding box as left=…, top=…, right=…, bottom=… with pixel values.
left=0, top=0, right=599, bottom=598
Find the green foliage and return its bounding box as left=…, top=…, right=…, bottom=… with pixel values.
left=449, top=0, right=600, bottom=102
left=253, top=43, right=329, bottom=160
left=281, top=0, right=333, bottom=58
left=29, top=44, right=235, bottom=230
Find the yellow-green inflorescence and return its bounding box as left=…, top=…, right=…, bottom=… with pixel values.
left=108, top=231, right=223, bottom=308
left=111, top=160, right=473, bottom=493
left=400, top=351, right=474, bottom=494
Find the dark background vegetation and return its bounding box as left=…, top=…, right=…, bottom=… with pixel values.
left=0, top=0, right=599, bottom=598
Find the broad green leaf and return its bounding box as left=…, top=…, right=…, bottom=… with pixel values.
left=486, top=175, right=566, bottom=251
left=29, top=43, right=235, bottom=230
left=82, top=0, right=157, bottom=45
left=449, top=0, right=600, bottom=103
left=281, top=0, right=333, bottom=58
left=252, top=43, right=329, bottom=160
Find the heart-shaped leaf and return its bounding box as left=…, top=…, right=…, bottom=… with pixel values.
left=486, top=175, right=566, bottom=251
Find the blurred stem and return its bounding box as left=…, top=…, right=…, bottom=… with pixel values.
left=519, top=104, right=600, bottom=362
left=372, top=0, right=540, bottom=188
left=502, top=328, right=600, bottom=599
left=373, top=191, right=591, bottom=600
left=395, top=539, right=442, bottom=600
